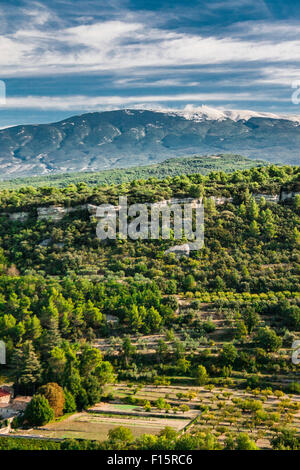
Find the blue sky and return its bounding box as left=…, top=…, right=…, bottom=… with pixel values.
left=1, top=0, right=300, bottom=127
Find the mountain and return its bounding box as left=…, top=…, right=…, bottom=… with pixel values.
left=0, top=106, right=299, bottom=179
left=0, top=154, right=267, bottom=190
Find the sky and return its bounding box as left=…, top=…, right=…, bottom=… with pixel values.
left=1, top=0, right=300, bottom=127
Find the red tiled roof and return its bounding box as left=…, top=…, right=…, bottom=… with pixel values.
left=0, top=388, right=10, bottom=397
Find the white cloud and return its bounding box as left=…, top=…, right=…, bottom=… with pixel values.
left=1, top=91, right=288, bottom=111
left=255, top=66, right=300, bottom=86
left=1, top=5, right=300, bottom=78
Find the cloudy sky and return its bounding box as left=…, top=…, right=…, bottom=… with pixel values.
left=1, top=0, right=300, bottom=127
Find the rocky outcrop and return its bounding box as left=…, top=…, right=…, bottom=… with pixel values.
left=37, top=206, right=67, bottom=222
left=0, top=203, right=97, bottom=223
left=164, top=243, right=191, bottom=257
left=37, top=204, right=87, bottom=221
left=39, top=238, right=51, bottom=247
left=212, top=196, right=233, bottom=205
left=253, top=194, right=280, bottom=203
left=280, top=191, right=300, bottom=201
left=1, top=190, right=297, bottom=225
left=8, top=212, right=29, bottom=222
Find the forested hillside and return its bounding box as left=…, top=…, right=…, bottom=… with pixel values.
left=0, top=164, right=299, bottom=450
left=0, top=154, right=266, bottom=190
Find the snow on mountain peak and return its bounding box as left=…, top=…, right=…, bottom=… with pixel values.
left=149, top=104, right=300, bottom=125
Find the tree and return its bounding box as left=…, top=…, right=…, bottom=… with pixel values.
left=176, top=357, right=191, bottom=374
left=84, top=300, right=102, bottom=328
left=144, top=306, right=162, bottom=333
left=24, top=394, right=54, bottom=426
left=144, top=401, right=151, bottom=412
left=261, top=207, right=275, bottom=226
left=213, top=276, right=225, bottom=291
left=156, top=339, right=168, bottom=363
left=196, top=365, right=208, bottom=385
left=243, top=308, right=260, bottom=334
left=249, top=220, right=260, bottom=236
left=128, top=304, right=142, bottom=332
left=80, top=346, right=102, bottom=377
left=235, top=320, right=248, bottom=339
left=63, top=389, right=77, bottom=413
left=48, top=346, right=67, bottom=383
left=25, top=315, right=42, bottom=341
left=235, top=433, right=259, bottom=450
left=180, top=404, right=190, bottom=413
left=108, top=426, right=134, bottom=443
left=155, top=397, right=166, bottom=410
left=95, top=361, right=115, bottom=385
left=292, top=227, right=300, bottom=247
left=183, top=275, right=196, bottom=292
left=190, top=184, right=203, bottom=198
left=76, top=387, right=89, bottom=411
left=83, top=374, right=102, bottom=406
left=159, top=426, right=177, bottom=440
left=40, top=315, right=61, bottom=357
left=12, top=341, right=42, bottom=395
left=206, top=197, right=216, bottom=215
left=121, top=337, right=136, bottom=366
left=220, top=343, right=238, bottom=366
left=271, top=429, right=300, bottom=450
left=256, top=327, right=282, bottom=352
left=249, top=198, right=259, bottom=220
left=38, top=382, right=65, bottom=417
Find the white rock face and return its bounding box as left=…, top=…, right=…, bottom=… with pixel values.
left=281, top=191, right=300, bottom=201
left=86, top=204, right=98, bottom=215
left=1, top=190, right=298, bottom=226
left=37, top=204, right=87, bottom=221
left=212, top=196, right=233, bottom=205
left=8, top=212, right=29, bottom=222
left=37, top=206, right=68, bottom=221
left=253, top=194, right=280, bottom=203
left=164, top=243, right=191, bottom=258
left=39, top=238, right=51, bottom=247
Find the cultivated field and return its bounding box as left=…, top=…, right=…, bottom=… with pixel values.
left=14, top=408, right=191, bottom=441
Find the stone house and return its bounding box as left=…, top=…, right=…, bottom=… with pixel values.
left=0, top=388, right=11, bottom=404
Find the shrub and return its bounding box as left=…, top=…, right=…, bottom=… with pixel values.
left=38, top=382, right=65, bottom=417
left=24, top=394, right=54, bottom=426
left=108, top=426, right=134, bottom=443
left=63, top=389, right=77, bottom=413
left=288, top=382, right=300, bottom=394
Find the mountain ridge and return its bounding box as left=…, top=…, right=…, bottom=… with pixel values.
left=0, top=107, right=299, bottom=179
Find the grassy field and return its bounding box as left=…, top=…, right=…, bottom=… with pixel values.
left=15, top=411, right=191, bottom=441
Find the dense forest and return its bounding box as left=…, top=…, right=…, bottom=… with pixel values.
left=0, top=154, right=266, bottom=190
left=0, top=163, right=299, bottom=450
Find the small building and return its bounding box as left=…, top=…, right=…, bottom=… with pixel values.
left=0, top=388, right=11, bottom=405
left=0, top=390, right=31, bottom=418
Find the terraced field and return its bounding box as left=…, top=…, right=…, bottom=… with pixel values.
left=14, top=410, right=192, bottom=441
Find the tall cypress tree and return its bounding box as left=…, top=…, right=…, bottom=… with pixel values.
left=12, top=341, right=42, bottom=395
